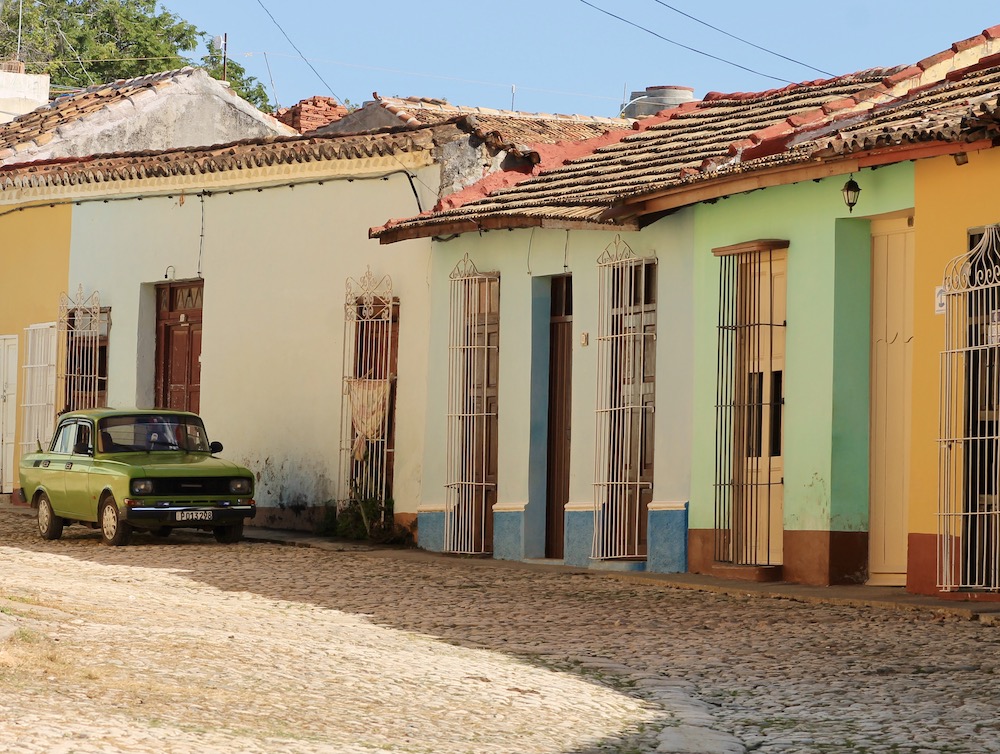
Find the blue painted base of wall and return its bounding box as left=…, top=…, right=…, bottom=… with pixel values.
left=646, top=504, right=689, bottom=573
left=564, top=509, right=594, bottom=567
left=589, top=559, right=646, bottom=572
left=493, top=510, right=524, bottom=561
left=417, top=511, right=445, bottom=553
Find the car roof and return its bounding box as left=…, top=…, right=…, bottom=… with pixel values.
left=58, top=408, right=202, bottom=422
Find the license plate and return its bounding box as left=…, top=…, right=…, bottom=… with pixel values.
left=176, top=510, right=214, bottom=522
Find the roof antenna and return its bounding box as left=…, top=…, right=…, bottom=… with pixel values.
left=16, top=0, right=24, bottom=61
left=511, top=83, right=515, bottom=111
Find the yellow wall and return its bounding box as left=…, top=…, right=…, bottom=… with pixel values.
left=0, top=204, right=72, bottom=473
left=911, top=148, right=1000, bottom=534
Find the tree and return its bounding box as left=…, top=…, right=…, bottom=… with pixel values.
left=0, top=1, right=272, bottom=111
left=200, top=39, right=272, bottom=114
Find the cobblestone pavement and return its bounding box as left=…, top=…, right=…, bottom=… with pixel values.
left=2, top=508, right=1000, bottom=754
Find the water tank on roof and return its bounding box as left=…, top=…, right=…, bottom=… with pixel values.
left=622, top=85, right=695, bottom=118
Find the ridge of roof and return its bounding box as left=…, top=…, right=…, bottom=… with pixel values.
left=0, top=126, right=450, bottom=191
left=0, top=67, right=295, bottom=165
left=371, top=26, right=1000, bottom=241
left=373, top=92, right=630, bottom=127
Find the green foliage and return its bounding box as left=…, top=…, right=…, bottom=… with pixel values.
left=318, top=497, right=414, bottom=546
left=0, top=1, right=197, bottom=87
left=200, top=39, right=272, bottom=113
left=0, top=1, right=273, bottom=111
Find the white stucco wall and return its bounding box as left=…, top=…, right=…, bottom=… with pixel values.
left=420, top=216, right=695, bottom=519
left=68, top=165, right=437, bottom=517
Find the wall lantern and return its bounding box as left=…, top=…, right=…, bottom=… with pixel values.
left=842, top=175, right=861, bottom=213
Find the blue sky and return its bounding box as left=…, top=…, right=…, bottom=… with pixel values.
left=161, top=1, right=1000, bottom=117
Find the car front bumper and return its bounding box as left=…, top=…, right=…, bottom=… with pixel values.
left=122, top=503, right=257, bottom=527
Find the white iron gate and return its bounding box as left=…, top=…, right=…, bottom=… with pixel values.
left=444, top=254, right=500, bottom=554
left=340, top=268, right=398, bottom=513
left=593, top=236, right=656, bottom=560
left=58, top=286, right=107, bottom=412
left=939, top=224, right=1000, bottom=591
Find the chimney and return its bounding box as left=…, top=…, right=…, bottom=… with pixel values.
left=622, top=85, right=695, bottom=118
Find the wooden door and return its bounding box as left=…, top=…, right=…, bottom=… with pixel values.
left=469, top=287, right=499, bottom=552
left=155, top=281, right=203, bottom=412
left=546, top=276, right=573, bottom=559
left=0, top=335, right=16, bottom=493
left=869, top=219, right=913, bottom=586
left=736, top=252, right=785, bottom=565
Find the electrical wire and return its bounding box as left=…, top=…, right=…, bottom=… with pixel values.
left=254, top=0, right=342, bottom=103
left=252, top=0, right=440, bottom=200
left=648, top=0, right=836, bottom=77
left=578, top=0, right=795, bottom=86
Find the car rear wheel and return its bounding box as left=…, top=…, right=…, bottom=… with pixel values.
left=37, top=493, right=63, bottom=540
left=100, top=497, right=132, bottom=546
left=213, top=521, right=243, bottom=544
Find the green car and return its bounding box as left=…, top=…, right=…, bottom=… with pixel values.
left=19, top=408, right=256, bottom=546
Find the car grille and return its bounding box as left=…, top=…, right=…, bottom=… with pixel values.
left=153, top=478, right=234, bottom=496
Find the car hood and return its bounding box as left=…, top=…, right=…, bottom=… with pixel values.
left=125, top=454, right=249, bottom=476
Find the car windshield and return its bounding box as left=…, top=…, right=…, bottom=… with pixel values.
left=97, top=415, right=212, bottom=453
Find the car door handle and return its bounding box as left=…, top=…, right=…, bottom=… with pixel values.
left=65, top=462, right=72, bottom=470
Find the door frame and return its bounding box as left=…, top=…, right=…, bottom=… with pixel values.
left=0, top=334, right=17, bottom=493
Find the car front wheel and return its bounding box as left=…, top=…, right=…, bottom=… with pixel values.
left=213, top=521, right=243, bottom=544
left=100, top=497, right=132, bottom=547
left=37, top=493, right=63, bottom=540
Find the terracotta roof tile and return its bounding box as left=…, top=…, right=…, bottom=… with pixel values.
left=372, top=68, right=903, bottom=237
left=371, top=29, right=1000, bottom=241
left=369, top=93, right=632, bottom=144
left=0, top=125, right=451, bottom=190
left=0, top=67, right=293, bottom=164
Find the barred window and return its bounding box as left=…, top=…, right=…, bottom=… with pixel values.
left=713, top=240, right=787, bottom=567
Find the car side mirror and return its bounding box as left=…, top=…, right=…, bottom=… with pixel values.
left=73, top=441, right=91, bottom=456
left=209, top=441, right=223, bottom=454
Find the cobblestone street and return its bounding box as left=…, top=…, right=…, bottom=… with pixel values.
left=2, top=507, right=1000, bottom=754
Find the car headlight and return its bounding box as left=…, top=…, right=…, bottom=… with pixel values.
left=229, top=478, right=252, bottom=495
left=130, top=479, right=154, bottom=495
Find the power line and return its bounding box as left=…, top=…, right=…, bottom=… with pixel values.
left=254, top=0, right=343, bottom=103
left=648, top=0, right=836, bottom=77
left=252, top=0, right=440, bottom=199
left=242, top=51, right=622, bottom=103
left=578, top=0, right=795, bottom=86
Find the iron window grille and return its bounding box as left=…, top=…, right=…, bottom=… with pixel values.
left=939, top=224, right=1000, bottom=591
left=339, top=268, right=398, bottom=518
left=58, top=286, right=110, bottom=413
left=444, top=253, right=500, bottom=555
left=713, top=240, right=787, bottom=567
left=593, top=236, right=657, bottom=560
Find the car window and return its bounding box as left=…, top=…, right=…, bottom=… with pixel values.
left=50, top=422, right=76, bottom=454
left=98, top=414, right=211, bottom=452
left=73, top=422, right=93, bottom=455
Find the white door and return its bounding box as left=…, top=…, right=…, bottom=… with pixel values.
left=0, top=335, right=18, bottom=493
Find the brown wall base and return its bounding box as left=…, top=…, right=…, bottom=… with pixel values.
left=395, top=512, right=418, bottom=544
left=784, top=530, right=868, bottom=585
left=907, top=532, right=1000, bottom=601
left=689, top=528, right=868, bottom=586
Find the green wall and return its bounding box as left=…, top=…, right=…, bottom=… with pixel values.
left=689, top=164, right=914, bottom=532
